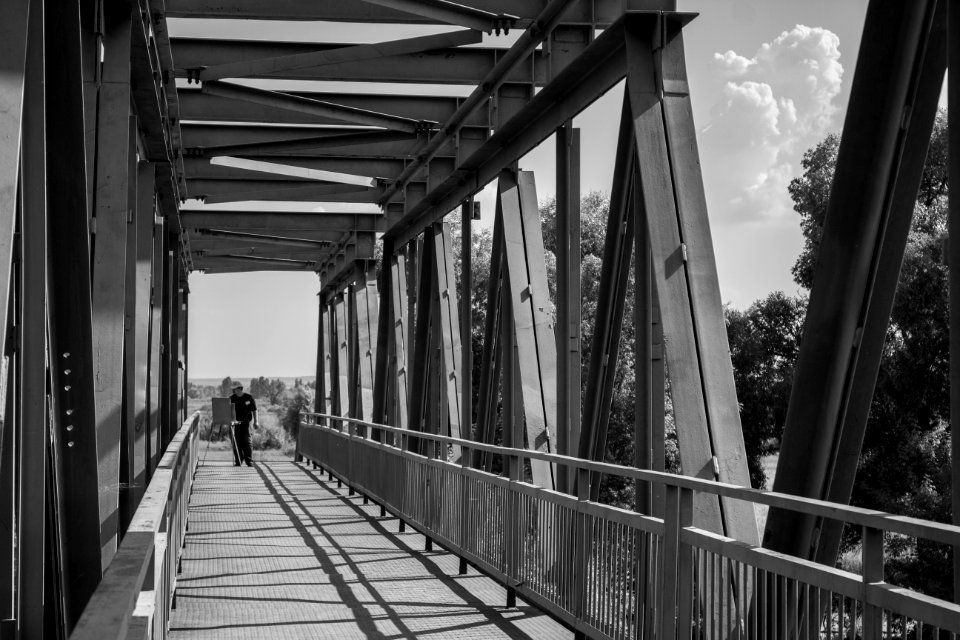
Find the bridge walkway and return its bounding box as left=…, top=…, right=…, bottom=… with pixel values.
left=168, top=450, right=570, bottom=639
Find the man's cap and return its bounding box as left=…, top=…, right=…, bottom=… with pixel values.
left=231, top=382, right=243, bottom=389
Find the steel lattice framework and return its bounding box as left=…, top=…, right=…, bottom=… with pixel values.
left=0, top=0, right=957, bottom=637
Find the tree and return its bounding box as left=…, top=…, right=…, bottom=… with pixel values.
left=218, top=376, right=236, bottom=397
left=786, top=110, right=950, bottom=597
left=725, top=292, right=806, bottom=488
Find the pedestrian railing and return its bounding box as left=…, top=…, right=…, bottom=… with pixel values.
left=72, top=412, right=200, bottom=640
left=298, top=412, right=960, bottom=640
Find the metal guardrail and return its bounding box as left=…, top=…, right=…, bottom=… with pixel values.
left=71, top=412, right=200, bottom=640
left=298, top=412, right=960, bottom=640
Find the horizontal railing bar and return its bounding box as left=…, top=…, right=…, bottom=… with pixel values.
left=866, top=582, right=960, bottom=632
left=683, top=527, right=862, bottom=598
left=304, top=413, right=960, bottom=547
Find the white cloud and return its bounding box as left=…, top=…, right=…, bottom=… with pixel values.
left=702, top=25, right=843, bottom=223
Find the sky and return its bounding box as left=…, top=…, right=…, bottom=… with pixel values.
left=186, top=0, right=891, bottom=379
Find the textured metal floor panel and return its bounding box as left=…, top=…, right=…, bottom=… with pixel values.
left=169, top=451, right=572, bottom=639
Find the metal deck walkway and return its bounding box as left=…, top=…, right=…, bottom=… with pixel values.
left=169, top=450, right=571, bottom=639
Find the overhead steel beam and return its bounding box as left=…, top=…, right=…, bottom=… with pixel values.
left=187, top=129, right=421, bottom=158
left=208, top=157, right=380, bottom=186
left=195, top=254, right=316, bottom=268
left=202, top=81, right=428, bottom=133
left=163, top=0, right=627, bottom=26
left=386, top=15, right=629, bottom=246
left=187, top=179, right=382, bottom=203
left=192, top=228, right=335, bottom=249
left=178, top=90, right=487, bottom=127
left=174, top=38, right=544, bottom=85
left=378, top=0, right=578, bottom=211
left=192, top=243, right=330, bottom=260
left=358, top=0, right=516, bottom=32
left=193, top=156, right=395, bottom=183
left=178, top=210, right=383, bottom=232
left=200, top=29, right=482, bottom=81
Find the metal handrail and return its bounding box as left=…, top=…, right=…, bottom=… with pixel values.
left=301, top=412, right=960, bottom=546
left=298, top=412, right=960, bottom=639
left=71, top=411, right=201, bottom=640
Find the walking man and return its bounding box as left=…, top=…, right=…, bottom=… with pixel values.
left=230, top=382, right=258, bottom=466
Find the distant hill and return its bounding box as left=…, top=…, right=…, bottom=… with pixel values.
left=190, top=376, right=315, bottom=389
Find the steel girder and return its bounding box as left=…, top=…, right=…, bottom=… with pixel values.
left=765, top=0, right=949, bottom=568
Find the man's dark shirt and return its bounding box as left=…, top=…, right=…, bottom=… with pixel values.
left=230, top=392, right=257, bottom=423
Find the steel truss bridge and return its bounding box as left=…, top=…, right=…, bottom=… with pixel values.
left=1, top=0, right=959, bottom=637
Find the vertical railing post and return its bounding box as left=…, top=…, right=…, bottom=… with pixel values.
left=573, top=466, right=591, bottom=639
left=458, top=443, right=470, bottom=574
left=347, top=419, right=356, bottom=496
left=676, top=488, right=695, bottom=636
left=862, top=526, right=884, bottom=637
left=659, top=485, right=682, bottom=640
left=399, top=431, right=409, bottom=532
left=505, top=448, right=522, bottom=608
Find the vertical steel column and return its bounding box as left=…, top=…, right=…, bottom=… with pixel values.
left=474, top=213, right=505, bottom=471
left=178, top=280, right=187, bottom=423
left=949, top=0, right=960, bottom=603
left=634, top=176, right=665, bottom=515
left=626, top=14, right=757, bottom=542
left=17, top=0, right=47, bottom=632
left=147, top=217, right=165, bottom=470
left=160, top=233, right=174, bottom=448
left=498, top=171, right=557, bottom=489
left=0, top=0, right=29, bottom=364
left=130, top=163, right=154, bottom=507
left=90, top=2, right=132, bottom=567
left=461, top=201, right=473, bottom=446
left=354, top=264, right=379, bottom=421
left=120, top=116, right=139, bottom=532
left=79, top=0, right=98, bottom=219
left=765, top=0, right=937, bottom=559
left=409, top=236, right=436, bottom=444
left=0, top=357, right=14, bottom=624
left=314, top=294, right=328, bottom=414
left=334, top=293, right=351, bottom=418
left=555, top=122, right=580, bottom=495
left=182, top=287, right=189, bottom=424
left=372, top=241, right=393, bottom=428
left=578, top=105, right=635, bottom=501
left=390, top=251, right=410, bottom=430
left=347, top=282, right=360, bottom=421
left=430, top=223, right=465, bottom=452
left=326, top=295, right=341, bottom=416
left=811, top=1, right=946, bottom=573
left=44, top=0, right=103, bottom=623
